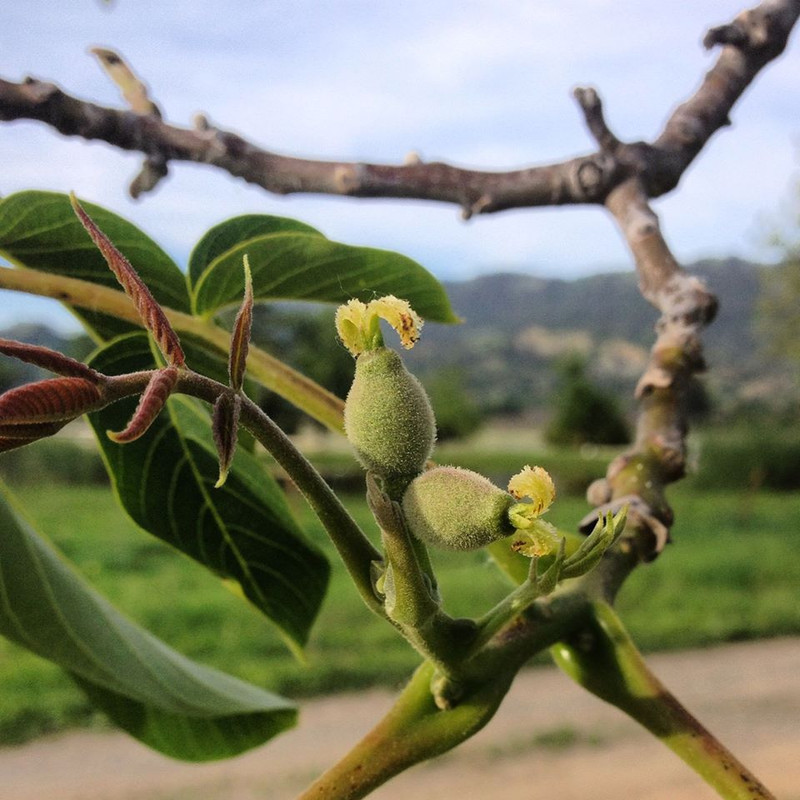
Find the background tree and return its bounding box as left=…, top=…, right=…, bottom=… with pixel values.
left=546, top=356, right=630, bottom=446
left=426, top=366, right=484, bottom=442
left=758, top=178, right=800, bottom=366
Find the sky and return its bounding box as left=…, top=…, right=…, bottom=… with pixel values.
left=1, top=0, right=799, bottom=331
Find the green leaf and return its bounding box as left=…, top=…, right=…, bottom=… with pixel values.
left=0, top=191, right=191, bottom=339
left=189, top=215, right=459, bottom=323
left=87, top=332, right=330, bottom=652
left=0, top=484, right=296, bottom=761
left=188, top=214, right=323, bottom=287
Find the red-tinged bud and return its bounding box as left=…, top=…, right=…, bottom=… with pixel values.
left=228, top=256, right=253, bottom=393
left=70, top=193, right=185, bottom=367
left=212, top=392, right=241, bottom=488
left=0, top=421, right=70, bottom=439
left=0, top=339, right=102, bottom=382
left=0, top=377, right=103, bottom=424
left=0, top=422, right=70, bottom=452
left=108, top=366, right=178, bottom=443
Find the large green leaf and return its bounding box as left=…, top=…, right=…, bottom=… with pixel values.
left=0, top=191, right=191, bottom=339
left=188, top=213, right=323, bottom=287
left=0, top=485, right=296, bottom=761
left=87, top=333, right=329, bottom=652
left=189, top=215, right=459, bottom=323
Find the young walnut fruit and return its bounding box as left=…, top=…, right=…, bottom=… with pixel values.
left=402, top=463, right=559, bottom=554
left=337, top=296, right=436, bottom=491
left=401, top=466, right=516, bottom=551
left=344, top=346, right=436, bottom=483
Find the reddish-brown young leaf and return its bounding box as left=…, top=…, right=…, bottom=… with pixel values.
left=212, top=392, right=241, bottom=488
left=0, top=421, right=70, bottom=452
left=0, top=377, right=103, bottom=423
left=69, top=193, right=185, bottom=367
left=0, top=421, right=69, bottom=439
left=228, top=255, right=254, bottom=393
left=108, top=366, right=178, bottom=443
left=0, top=339, right=102, bottom=382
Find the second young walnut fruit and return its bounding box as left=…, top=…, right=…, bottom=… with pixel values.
left=401, top=466, right=516, bottom=551
left=402, top=464, right=560, bottom=554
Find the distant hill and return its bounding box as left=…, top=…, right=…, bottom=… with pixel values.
left=0, top=259, right=793, bottom=420
left=403, top=258, right=792, bottom=416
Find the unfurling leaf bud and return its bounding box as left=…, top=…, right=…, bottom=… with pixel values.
left=0, top=377, right=103, bottom=423
left=107, top=366, right=178, bottom=443
left=401, top=466, right=516, bottom=551
left=344, top=347, right=436, bottom=488
left=212, top=392, right=241, bottom=488
left=228, top=255, right=253, bottom=393
left=70, top=193, right=185, bottom=367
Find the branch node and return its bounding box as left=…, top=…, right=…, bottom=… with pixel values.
left=90, top=47, right=168, bottom=198
left=193, top=113, right=211, bottom=131
left=703, top=22, right=750, bottom=50
left=129, top=156, right=169, bottom=199
left=22, top=78, right=57, bottom=103
left=404, top=150, right=423, bottom=166
left=704, top=6, right=783, bottom=53
left=333, top=164, right=365, bottom=194
left=575, top=158, right=607, bottom=197
left=461, top=194, right=492, bottom=220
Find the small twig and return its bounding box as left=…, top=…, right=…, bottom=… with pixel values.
left=573, top=86, right=621, bottom=153
left=90, top=47, right=169, bottom=198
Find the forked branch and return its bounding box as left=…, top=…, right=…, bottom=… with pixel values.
left=0, top=0, right=797, bottom=212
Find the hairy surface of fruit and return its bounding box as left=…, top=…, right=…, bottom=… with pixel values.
left=344, top=348, right=436, bottom=485
left=402, top=466, right=516, bottom=551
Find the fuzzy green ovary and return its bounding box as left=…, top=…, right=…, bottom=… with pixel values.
left=344, top=348, right=436, bottom=485
left=402, top=466, right=516, bottom=551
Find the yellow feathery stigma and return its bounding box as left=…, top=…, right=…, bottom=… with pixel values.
left=511, top=519, right=561, bottom=558
left=507, top=465, right=556, bottom=516
left=336, top=295, right=423, bottom=356
left=369, top=295, right=423, bottom=350
left=335, top=299, right=371, bottom=356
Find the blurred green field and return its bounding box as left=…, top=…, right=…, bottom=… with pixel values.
left=0, top=473, right=798, bottom=747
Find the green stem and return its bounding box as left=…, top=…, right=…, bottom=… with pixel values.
left=367, top=476, right=476, bottom=677
left=472, top=572, right=544, bottom=653
left=551, top=601, right=775, bottom=800
left=176, top=371, right=384, bottom=617
left=0, top=266, right=345, bottom=431
left=299, top=590, right=596, bottom=799
left=297, top=661, right=516, bottom=800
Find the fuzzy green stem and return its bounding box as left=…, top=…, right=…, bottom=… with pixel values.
left=551, top=601, right=775, bottom=800
left=0, top=266, right=345, bottom=431
left=472, top=560, right=550, bottom=653
left=297, top=661, right=516, bottom=800
left=175, top=370, right=383, bottom=617
left=367, top=476, right=477, bottom=677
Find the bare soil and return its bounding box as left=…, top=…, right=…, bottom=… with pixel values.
left=2, top=638, right=798, bottom=800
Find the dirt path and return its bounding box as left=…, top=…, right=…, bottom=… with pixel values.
left=2, top=638, right=798, bottom=800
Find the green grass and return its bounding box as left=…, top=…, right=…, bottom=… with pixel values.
left=0, top=481, right=798, bottom=746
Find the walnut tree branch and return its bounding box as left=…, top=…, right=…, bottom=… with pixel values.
left=0, top=0, right=797, bottom=215
left=582, top=179, right=718, bottom=562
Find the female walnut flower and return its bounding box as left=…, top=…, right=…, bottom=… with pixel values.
left=336, top=295, right=423, bottom=356
left=507, top=465, right=561, bottom=558
left=336, top=296, right=434, bottom=496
